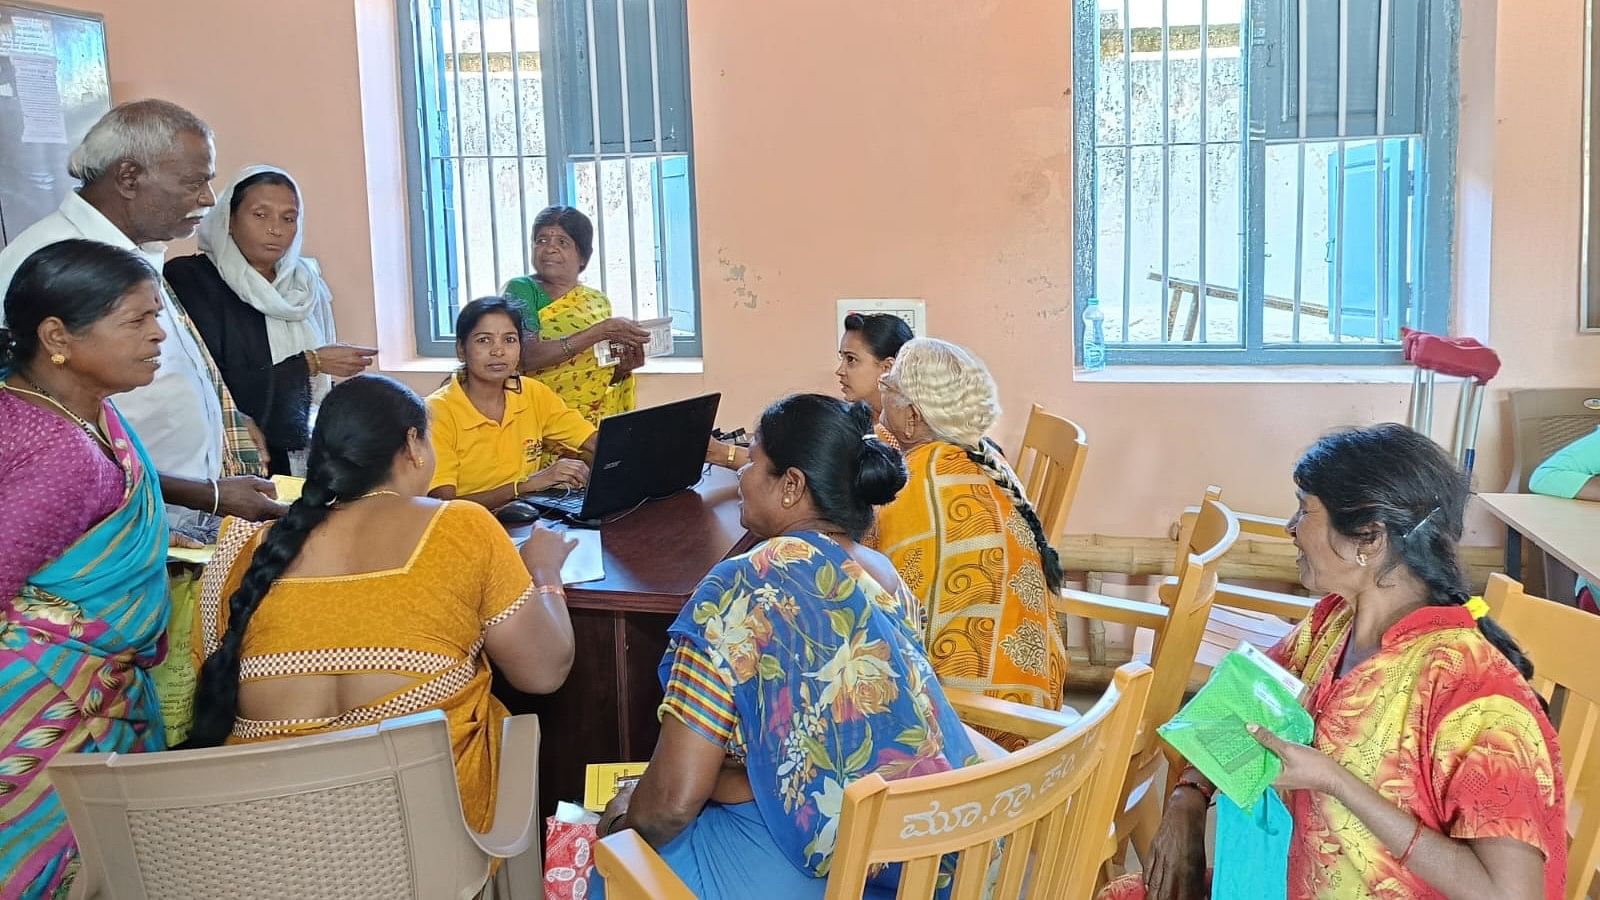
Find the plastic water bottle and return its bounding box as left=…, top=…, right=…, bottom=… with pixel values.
left=1081, top=297, right=1107, bottom=372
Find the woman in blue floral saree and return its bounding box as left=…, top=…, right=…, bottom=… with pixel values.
left=593, top=394, right=978, bottom=899
left=0, top=241, right=171, bottom=899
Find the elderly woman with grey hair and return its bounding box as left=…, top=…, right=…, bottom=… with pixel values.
left=871, top=338, right=1069, bottom=746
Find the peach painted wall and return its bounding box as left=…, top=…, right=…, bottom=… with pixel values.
left=79, top=0, right=1599, bottom=540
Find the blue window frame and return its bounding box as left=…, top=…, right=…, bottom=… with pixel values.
left=1071, top=0, right=1458, bottom=365
left=399, top=0, right=701, bottom=357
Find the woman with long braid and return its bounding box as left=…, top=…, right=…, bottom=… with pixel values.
left=185, top=375, right=576, bottom=834
left=872, top=338, right=1067, bottom=742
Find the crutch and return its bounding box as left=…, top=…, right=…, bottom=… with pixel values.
left=1401, top=328, right=1502, bottom=476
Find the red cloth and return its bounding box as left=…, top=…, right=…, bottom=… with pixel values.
left=1401, top=328, right=1502, bottom=383
left=543, top=817, right=598, bottom=900
left=1580, top=586, right=1597, bottom=616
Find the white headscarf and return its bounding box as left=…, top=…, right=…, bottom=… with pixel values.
left=197, top=165, right=336, bottom=372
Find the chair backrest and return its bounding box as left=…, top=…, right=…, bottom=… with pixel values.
left=1146, top=494, right=1240, bottom=739
left=1509, top=388, right=1600, bottom=492
left=823, top=663, right=1153, bottom=900
left=1484, top=574, right=1600, bottom=900
left=49, top=711, right=496, bottom=900
left=1013, top=404, right=1089, bottom=546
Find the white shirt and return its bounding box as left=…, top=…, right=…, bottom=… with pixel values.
left=0, top=192, right=227, bottom=527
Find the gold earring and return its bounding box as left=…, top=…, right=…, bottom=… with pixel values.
left=50, top=353, right=66, bottom=365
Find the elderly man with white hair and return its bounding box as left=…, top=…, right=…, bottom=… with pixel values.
left=0, top=98, right=283, bottom=527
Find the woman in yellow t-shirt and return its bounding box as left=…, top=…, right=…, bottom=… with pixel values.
left=426, top=297, right=600, bottom=509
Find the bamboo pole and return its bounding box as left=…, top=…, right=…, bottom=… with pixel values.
left=1057, top=533, right=1504, bottom=594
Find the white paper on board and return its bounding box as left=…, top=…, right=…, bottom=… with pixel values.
left=13, top=55, right=67, bottom=145
left=4, top=16, right=55, bottom=56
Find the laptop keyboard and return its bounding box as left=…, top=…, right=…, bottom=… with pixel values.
left=531, top=491, right=586, bottom=516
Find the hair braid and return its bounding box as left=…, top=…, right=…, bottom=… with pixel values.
left=965, top=438, right=1063, bottom=593
left=179, top=375, right=430, bottom=748
left=179, top=483, right=334, bottom=748
left=1402, top=516, right=1535, bottom=681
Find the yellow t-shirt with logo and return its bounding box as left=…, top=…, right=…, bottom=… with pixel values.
left=426, top=375, right=597, bottom=496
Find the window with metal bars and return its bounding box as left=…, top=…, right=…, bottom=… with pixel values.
left=1071, top=0, right=1457, bottom=365
left=399, top=0, right=700, bottom=357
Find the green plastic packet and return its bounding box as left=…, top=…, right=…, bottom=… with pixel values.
left=1157, top=643, right=1315, bottom=809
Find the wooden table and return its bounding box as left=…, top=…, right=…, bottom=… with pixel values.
left=493, top=467, right=752, bottom=819
left=1476, top=493, right=1600, bottom=591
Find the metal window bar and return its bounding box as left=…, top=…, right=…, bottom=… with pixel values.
left=583, top=0, right=609, bottom=295
left=1331, top=0, right=1349, bottom=342
left=507, top=2, right=532, bottom=277
left=647, top=0, right=669, bottom=324
left=445, top=0, right=473, bottom=305
left=1292, top=0, right=1308, bottom=342
left=614, top=0, right=642, bottom=316
left=1375, top=0, right=1391, bottom=342
left=1197, top=0, right=1210, bottom=342
left=1120, top=0, right=1133, bottom=343
left=476, top=0, right=502, bottom=291
left=1159, top=0, right=1170, bottom=343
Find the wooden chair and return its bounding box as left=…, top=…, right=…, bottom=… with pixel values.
left=1164, top=488, right=1315, bottom=670
left=49, top=710, right=541, bottom=900
left=593, top=663, right=1155, bottom=900
left=1013, top=403, right=1089, bottom=548
left=1056, top=491, right=1240, bottom=872
left=1484, top=574, right=1600, bottom=900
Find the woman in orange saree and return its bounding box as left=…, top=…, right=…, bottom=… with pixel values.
left=871, top=339, right=1068, bottom=739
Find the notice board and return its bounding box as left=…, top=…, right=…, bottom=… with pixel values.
left=0, top=3, right=109, bottom=247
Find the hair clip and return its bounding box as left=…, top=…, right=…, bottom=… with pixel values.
left=862, top=434, right=877, bottom=443
left=1402, top=506, right=1441, bottom=540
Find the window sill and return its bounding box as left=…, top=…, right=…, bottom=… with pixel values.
left=378, top=353, right=705, bottom=376
left=1073, top=365, right=1419, bottom=385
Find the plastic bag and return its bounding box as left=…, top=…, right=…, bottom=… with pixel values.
left=1157, top=645, right=1314, bottom=808
left=544, top=802, right=599, bottom=900
left=1212, top=789, right=1293, bottom=899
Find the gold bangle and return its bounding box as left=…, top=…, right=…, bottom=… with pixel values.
left=535, top=584, right=566, bottom=599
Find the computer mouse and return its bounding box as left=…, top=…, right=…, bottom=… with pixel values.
left=495, top=499, right=543, bottom=525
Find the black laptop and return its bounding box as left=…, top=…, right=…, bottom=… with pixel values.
left=525, top=393, right=721, bottom=526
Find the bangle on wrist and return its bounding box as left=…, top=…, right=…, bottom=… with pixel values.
left=1174, top=778, right=1215, bottom=805
left=560, top=336, right=574, bottom=358
left=1397, top=817, right=1425, bottom=866
left=209, top=478, right=221, bottom=516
